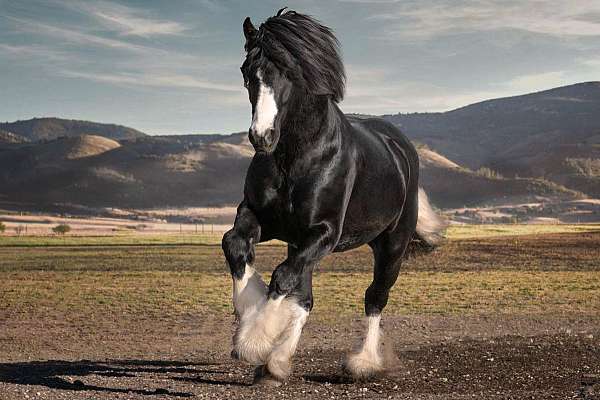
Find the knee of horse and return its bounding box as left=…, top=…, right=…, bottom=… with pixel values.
left=364, top=284, right=390, bottom=316
left=269, top=262, right=303, bottom=297
left=222, top=230, right=255, bottom=279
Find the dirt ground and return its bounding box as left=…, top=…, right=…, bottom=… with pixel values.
left=1, top=231, right=599, bottom=399
left=1, top=315, right=599, bottom=399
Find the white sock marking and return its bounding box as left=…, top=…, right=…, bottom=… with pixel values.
left=232, top=264, right=267, bottom=317
left=232, top=266, right=299, bottom=366
left=345, top=315, right=384, bottom=378
left=363, top=315, right=382, bottom=362
left=231, top=264, right=310, bottom=376
left=267, top=303, right=309, bottom=379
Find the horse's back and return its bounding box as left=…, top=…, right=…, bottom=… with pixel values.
left=346, top=115, right=419, bottom=182
left=346, top=116, right=418, bottom=161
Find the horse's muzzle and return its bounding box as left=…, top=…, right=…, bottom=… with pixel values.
left=249, top=129, right=276, bottom=153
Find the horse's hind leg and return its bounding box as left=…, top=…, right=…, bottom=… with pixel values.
left=344, top=217, right=416, bottom=379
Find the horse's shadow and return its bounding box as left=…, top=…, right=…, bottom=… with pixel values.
left=0, top=359, right=249, bottom=397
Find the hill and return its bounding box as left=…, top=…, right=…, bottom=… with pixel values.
left=0, top=117, right=146, bottom=142
left=381, top=82, right=600, bottom=198
left=0, top=132, right=251, bottom=209
left=0, top=131, right=580, bottom=210
left=415, top=143, right=580, bottom=208
left=2, top=79, right=599, bottom=213
left=0, top=129, right=28, bottom=144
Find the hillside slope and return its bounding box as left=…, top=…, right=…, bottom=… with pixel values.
left=0, top=132, right=580, bottom=210
left=0, top=118, right=146, bottom=142
left=0, top=133, right=251, bottom=208
left=0, top=129, right=28, bottom=144
left=382, top=82, right=600, bottom=197
left=416, top=144, right=580, bottom=208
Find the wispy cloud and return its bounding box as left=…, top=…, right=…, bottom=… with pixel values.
left=0, top=43, right=69, bottom=61
left=59, top=1, right=188, bottom=37
left=506, top=71, right=567, bottom=93
left=337, top=0, right=401, bottom=3
left=60, top=70, right=242, bottom=92
left=343, top=64, right=575, bottom=114
left=370, top=1, right=600, bottom=39
left=1, top=10, right=239, bottom=99
left=5, top=15, right=150, bottom=53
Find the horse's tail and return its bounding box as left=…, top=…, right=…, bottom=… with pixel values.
left=407, top=187, right=447, bottom=255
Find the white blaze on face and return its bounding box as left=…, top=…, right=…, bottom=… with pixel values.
left=250, top=70, right=278, bottom=136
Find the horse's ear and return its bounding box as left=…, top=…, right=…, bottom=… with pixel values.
left=243, top=17, right=257, bottom=48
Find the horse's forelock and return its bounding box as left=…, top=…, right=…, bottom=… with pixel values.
left=247, top=10, right=345, bottom=102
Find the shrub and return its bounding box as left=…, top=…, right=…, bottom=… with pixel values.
left=475, top=167, right=503, bottom=179
left=0, top=222, right=5, bottom=234
left=52, top=224, right=71, bottom=235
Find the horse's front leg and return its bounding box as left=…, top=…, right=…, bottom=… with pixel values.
left=222, top=201, right=271, bottom=361
left=254, top=246, right=312, bottom=382
left=253, top=223, right=336, bottom=381
left=223, top=200, right=297, bottom=371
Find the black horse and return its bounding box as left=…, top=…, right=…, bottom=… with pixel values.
left=222, top=8, right=445, bottom=384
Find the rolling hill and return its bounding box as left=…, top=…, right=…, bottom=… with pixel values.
left=0, top=117, right=146, bottom=142
left=0, top=131, right=580, bottom=210
left=1, top=82, right=598, bottom=211
left=0, top=129, right=28, bottom=144
left=0, top=132, right=251, bottom=208
left=381, top=82, right=600, bottom=198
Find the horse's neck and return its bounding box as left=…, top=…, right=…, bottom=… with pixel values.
left=276, top=95, right=341, bottom=166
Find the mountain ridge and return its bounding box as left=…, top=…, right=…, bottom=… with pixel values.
left=1, top=82, right=598, bottom=210
left=380, top=81, right=600, bottom=198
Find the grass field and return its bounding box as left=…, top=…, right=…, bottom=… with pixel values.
left=1, top=222, right=599, bottom=245
left=1, top=224, right=599, bottom=399
left=1, top=224, right=599, bottom=319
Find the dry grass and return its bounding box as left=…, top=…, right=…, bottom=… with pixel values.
left=1, top=226, right=599, bottom=326
left=447, top=223, right=600, bottom=239
left=2, top=270, right=598, bottom=323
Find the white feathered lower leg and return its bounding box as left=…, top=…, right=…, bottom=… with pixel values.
left=232, top=264, right=267, bottom=318
left=345, top=315, right=384, bottom=379
left=266, top=303, right=309, bottom=380
left=231, top=265, right=297, bottom=365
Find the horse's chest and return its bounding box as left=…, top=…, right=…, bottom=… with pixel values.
left=249, top=176, right=294, bottom=226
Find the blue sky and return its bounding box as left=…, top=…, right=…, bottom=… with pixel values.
left=1, top=0, right=599, bottom=134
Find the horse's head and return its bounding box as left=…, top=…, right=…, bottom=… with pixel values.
left=240, top=9, right=345, bottom=154
left=241, top=17, right=292, bottom=153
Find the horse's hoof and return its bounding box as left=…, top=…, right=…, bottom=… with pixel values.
left=343, top=353, right=384, bottom=381
left=253, top=365, right=283, bottom=387
left=267, top=356, right=291, bottom=381
left=232, top=339, right=271, bottom=365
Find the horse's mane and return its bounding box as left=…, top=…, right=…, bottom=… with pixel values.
left=247, top=8, right=345, bottom=103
